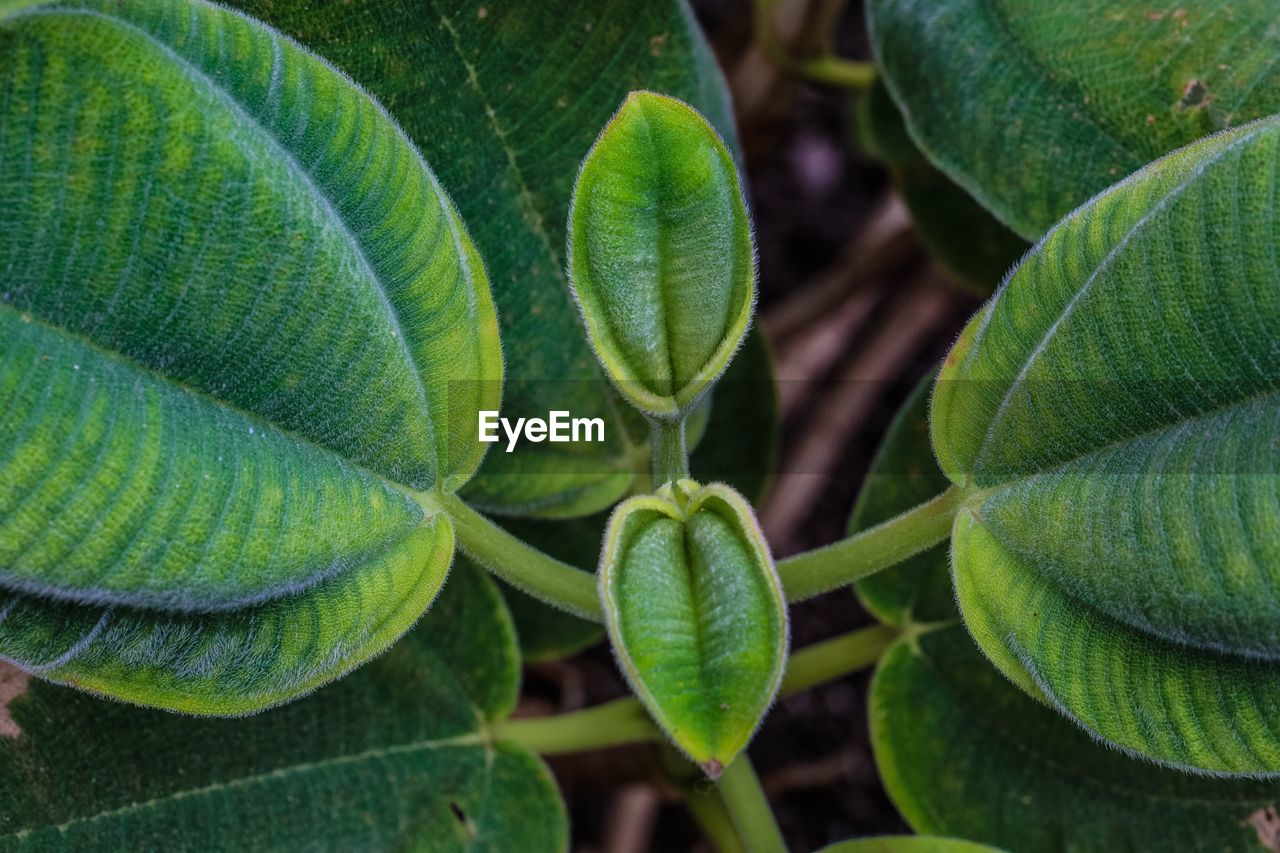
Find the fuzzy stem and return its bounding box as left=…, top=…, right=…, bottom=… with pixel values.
left=494, top=697, right=659, bottom=755
left=432, top=492, right=602, bottom=621
left=780, top=623, right=899, bottom=694
left=650, top=416, right=690, bottom=485
left=777, top=486, right=963, bottom=601
left=716, top=756, right=787, bottom=853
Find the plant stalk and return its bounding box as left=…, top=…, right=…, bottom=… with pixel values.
left=650, top=416, right=691, bottom=485
left=716, top=756, right=787, bottom=853
left=431, top=492, right=602, bottom=621
left=780, top=623, right=898, bottom=694
left=777, top=486, right=963, bottom=601
left=494, top=696, right=659, bottom=754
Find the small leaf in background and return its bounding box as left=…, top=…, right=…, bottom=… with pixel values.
left=570, top=91, right=756, bottom=419
left=854, top=80, right=1027, bottom=295
left=0, top=564, right=568, bottom=851
left=236, top=0, right=744, bottom=518
left=852, top=378, right=1280, bottom=851
left=869, top=0, right=1280, bottom=239
left=932, top=118, right=1280, bottom=774
left=0, top=0, right=502, bottom=712
left=600, top=481, right=787, bottom=776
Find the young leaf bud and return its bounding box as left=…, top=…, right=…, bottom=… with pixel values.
left=569, top=91, right=756, bottom=419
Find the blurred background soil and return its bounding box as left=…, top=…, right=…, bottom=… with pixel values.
left=524, top=2, right=985, bottom=848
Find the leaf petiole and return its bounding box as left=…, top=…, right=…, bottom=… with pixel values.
left=497, top=624, right=895, bottom=757
left=777, top=486, right=964, bottom=601
left=428, top=492, right=603, bottom=621
left=780, top=623, right=899, bottom=694
left=494, top=696, right=660, bottom=754
left=715, top=756, right=788, bottom=853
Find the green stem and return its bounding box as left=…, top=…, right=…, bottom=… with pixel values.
left=780, top=623, right=899, bottom=694
left=777, top=486, right=963, bottom=602
left=716, top=756, right=787, bottom=853
left=793, top=56, right=875, bottom=88
left=649, top=416, right=690, bottom=485
left=494, top=696, right=659, bottom=755
left=498, top=623, right=895, bottom=757
left=684, top=785, right=749, bottom=853
left=431, top=492, right=602, bottom=621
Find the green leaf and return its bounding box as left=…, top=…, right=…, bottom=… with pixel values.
left=869, top=0, right=1280, bottom=238
left=854, top=80, right=1027, bottom=294
left=872, top=625, right=1280, bottom=853
left=851, top=368, right=955, bottom=626
left=853, top=378, right=1280, bottom=851
left=600, top=481, right=787, bottom=776
left=821, top=839, right=1005, bottom=853
left=932, top=119, right=1280, bottom=774
left=235, top=0, right=741, bottom=518
left=0, top=0, right=500, bottom=712
left=569, top=91, right=756, bottom=419
left=0, top=562, right=568, bottom=851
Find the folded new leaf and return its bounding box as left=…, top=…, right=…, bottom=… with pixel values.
left=932, top=117, right=1280, bottom=775
left=569, top=91, right=756, bottom=419
left=599, top=480, right=787, bottom=776
left=0, top=0, right=502, bottom=713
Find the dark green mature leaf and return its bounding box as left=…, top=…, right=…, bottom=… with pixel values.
left=872, top=626, right=1280, bottom=853
left=870, top=0, right=1280, bottom=238
left=236, top=0, right=741, bottom=517
left=600, top=481, right=786, bottom=776
left=932, top=119, right=1280, bottom=773
left=821, top=838, right=1004, bottom=853
left=855, top=80, right=1027, bottom=294
left=853, top=379, right=1280, bottom=850
left=0, top=563, right=568, bottom=851
left=0, top=0, right=501, bottom=712
left=570, top=91, right=755, bottom=419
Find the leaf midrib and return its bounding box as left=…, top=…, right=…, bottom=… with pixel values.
left=12, top=3, right=446, bottom=477
left=4, top=731, right=490, bottom=841
left=0, top=303, right=427, bottom=524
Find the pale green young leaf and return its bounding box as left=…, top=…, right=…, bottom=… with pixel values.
left=0, top=0, right=501, bottom=712
left=870, top=0, right=1280, bottom=238
left=933, top=119, right=1280, bottom=774
left=0, top=564, right=568, bottom=852
left=569, top=92, right=756, bottom=419
left=600, top=482, right=786, bottom=776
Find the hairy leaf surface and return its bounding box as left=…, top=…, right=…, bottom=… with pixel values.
left=855, top=81, right=1026, bottom=293
left=570, top=92, right=755, bottom=418
left=600, top=481, right=786, bottom=775
left=235, top=0, right=743, bottom=516
left=870, top=0, right=1280, bottom=237
left=933, top=119, right=1280, bottom=774
left=853, top=381, right=1280, bottom=849
left=0, top=0, right=500, bottom=712
left=0, top=564, right=568, bottom=851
